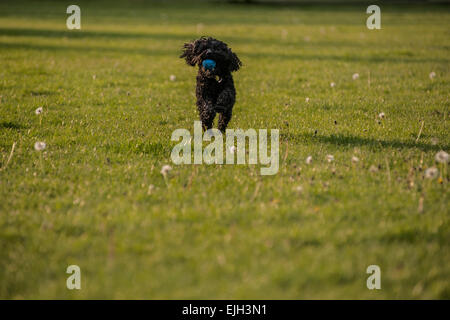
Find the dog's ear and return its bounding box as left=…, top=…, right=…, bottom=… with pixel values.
left=180, top=41, right=197, bottom=66
left=228, top=49, right=242, bottom=72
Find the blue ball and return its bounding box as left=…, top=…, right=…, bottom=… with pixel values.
left=202, top=59, right=216, bottom=70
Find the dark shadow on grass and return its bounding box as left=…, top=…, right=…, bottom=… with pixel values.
left=0, top=27, right=190, bottom=42
left=286, top=132, right=448, bottom=152
left=0, top=121, right=28, bottom=130
left=2, top=40, right=447, bottom=65
left=0, top=41, right=175, bottom=57
left=0, top=27, right=364, bottom=48
left=242, top=51, right=450, bottom=64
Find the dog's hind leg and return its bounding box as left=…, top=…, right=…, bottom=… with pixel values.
left=218, top=109, right=232, bottom=132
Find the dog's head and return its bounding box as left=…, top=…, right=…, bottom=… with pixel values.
left=180, top=37, right=241, bottom=78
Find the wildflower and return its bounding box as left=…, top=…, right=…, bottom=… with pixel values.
left=352, top=73, right=359, bottom=80
left=435, top=151, right=449, bottom=164
left=160, top=165, right=172, bottom=175
left=35, top=107, right=43, bottom=115
left=424, top=167, right=438, bottom=179
left=429, top=71, right=436, bottom=80
left=326, top=154, right=334, bottom=163
left=34, top=141, right=46, bottom=151
left=169, top=75, right=176, bottom=81
left=378, top=112, right=385, bottom=119
left=305, top=156, right=312, bottom=164
left=330, top=82, right=336, bottom=88
left=351, top=156, right=359, bottom=163
left=305, top=97, right=310, bottom=103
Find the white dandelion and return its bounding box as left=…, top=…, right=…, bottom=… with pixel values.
left=305, top=97, right=310, bottom=103
left=435, top=151, right=449, bottom=164
left=326, top=154, right=334, bottom=163
left=378, top=112, right=385, bottom=119
left=330, top=82, right=336, bottom=88
left=160, top=165, right=172, bottom=175
left=429, top=71, right=436, bottom=80
left=34, top=141, right=46, bottom=151
left=305, top=156, right=312, bottom=164
left=352, top=73, right=360, bottom=80
left=169, top=75, right=176, bottom=81
left=424, top=167, right=438, bottom=179
left=351, top=156, right=359, bottom=163
left=35, top=107, right=43, bottom=115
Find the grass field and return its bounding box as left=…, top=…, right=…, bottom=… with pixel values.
left=0, top=0, right=449, bottom=299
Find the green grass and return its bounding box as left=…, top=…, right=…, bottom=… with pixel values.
left=0, top=0, right=449, bottom=299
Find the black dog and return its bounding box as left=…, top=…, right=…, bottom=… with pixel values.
left=180, top=37, right=241, bottom=132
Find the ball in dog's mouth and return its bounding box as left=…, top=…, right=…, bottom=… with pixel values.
left=202, top=59, right=216, bottom=71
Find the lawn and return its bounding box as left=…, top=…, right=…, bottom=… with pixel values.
left=0, top=0, right=449, bottom=299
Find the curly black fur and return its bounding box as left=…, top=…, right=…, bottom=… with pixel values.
left=180, top=37, right=241, bottom=132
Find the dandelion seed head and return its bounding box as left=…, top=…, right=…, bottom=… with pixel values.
left=435, top=150, right=449, bottom=164
left=34, top=141, right=46, bottom=151
left=160, top=165, right=172, bottom=175
left=429, top=71, right=436, bottom=80
left=351, top=156, right=359, bottom=163
left=169, top=75, right=176, bottom=81
left=35, top=107, right=43, bottom=115
left=330, top=82, right=336, bottom=88
left=305, top=97, right=310, bottom=103
left=378, top=112, right=385, bottom=119
left=305, top=156, right=312, bottom=164
left=352, top=73, right=360, bottom=80
left=326, top=154, right=334, bottom=163
left=424, top=167, right=438, bottom=179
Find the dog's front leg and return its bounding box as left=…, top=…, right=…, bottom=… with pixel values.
left=198, top=98, right=216, bottom=131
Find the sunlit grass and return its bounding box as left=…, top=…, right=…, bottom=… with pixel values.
left=0, top=0, right=449, bottom=299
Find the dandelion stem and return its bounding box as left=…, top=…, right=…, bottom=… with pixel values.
left=415, top=120, right=424, bottom=142
left=385, top=156, right=391, bottom=190
left=1, top=142, right=16, bottom=171
left=39, top=152, right=44, bottom=174
left=162, top=174, right=169, bottom=188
